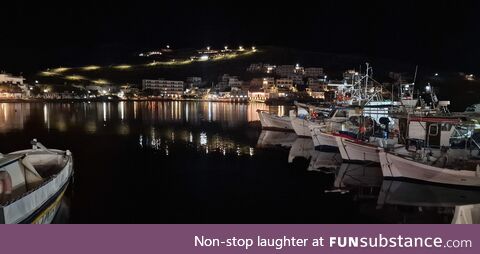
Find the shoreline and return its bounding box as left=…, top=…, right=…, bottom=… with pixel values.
left=0, top=98, right=254, bottom=104
left=0, top=98, right=307, bottom=105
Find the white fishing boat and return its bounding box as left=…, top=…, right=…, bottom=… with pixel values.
left=379, top=150, right=480, bottom=187
left=0, top=139, right=73, bottom=224
left=257, top=110, right=293, bottom=131
left=257, top=130, right=297, bottom=148
left=336, top=136, right=380, bottom=163
left=309, top=125, right=340, bottom=151
left=452, top=204, right=480, bottom=224
left=290, top=117, right=312, bottom=137
left=336, top=135, right=404, bottom=163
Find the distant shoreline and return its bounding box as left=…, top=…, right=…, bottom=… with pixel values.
left=0, top=98, right=257, bottom=104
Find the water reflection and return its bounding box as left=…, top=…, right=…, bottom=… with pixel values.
left=139, top=128, right=255, bottom=156
left=0, top=101, right=272, bottom=135
left=258, top=131, right=480, bottom=223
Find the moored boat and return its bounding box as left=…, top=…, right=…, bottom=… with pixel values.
left=290, top=117, right=312, bottom=137
left=0, top=139, right=73, bottom=224
left=336, top=135, right=403, bottom=164
left=309, top=125, right=339, bottom=152
left=257, top=110, right=293, bottom=131
left=378, top=150, right=480, bottom=187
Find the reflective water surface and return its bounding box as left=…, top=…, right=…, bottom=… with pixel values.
left=1, top=102, right=478, bottom=223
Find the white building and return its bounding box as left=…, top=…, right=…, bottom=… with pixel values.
left=142, top=79, right=184, bottom=97
left=275, top=65, right=295, bottom=77
left=0, top=73, right=25, bottom=85
left=275, top=78, right=294, bottom=89
left=262, top=77, right=275, bottom=90
left=304, top=67, right=324, bottom=78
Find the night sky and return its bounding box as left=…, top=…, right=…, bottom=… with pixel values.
left=1, top=0, right=479, bottom=72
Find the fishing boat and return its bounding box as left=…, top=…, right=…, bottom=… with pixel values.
left=309, top=125, right=340, bottom=152
left=378, top=114, right=480, bottom=187
left=290, top=102, right=332, bottom=137
left=0, top=139, right=73, bottom=224
left=257, top=110, right=293, bottom=131
left=379, top=150, right=480, bottom=187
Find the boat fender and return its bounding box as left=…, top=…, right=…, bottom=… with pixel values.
left=0, top=171, right=13, bottom=195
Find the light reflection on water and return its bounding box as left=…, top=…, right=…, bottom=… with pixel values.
left=0, top=101, right=275, bottom=156
left=0, top=101, right=271, bottom=133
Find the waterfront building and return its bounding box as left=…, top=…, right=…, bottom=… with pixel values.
left=248, top=90, right=270, bottom=102
left=142, top=79, right=184, bottom=97
left=0, top=73, right=25, bottom=85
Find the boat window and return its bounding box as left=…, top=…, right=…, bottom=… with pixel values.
left=429, top=124, right=439, bottom=136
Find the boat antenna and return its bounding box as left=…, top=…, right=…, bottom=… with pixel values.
left=412, top=65, right=418, bottom=97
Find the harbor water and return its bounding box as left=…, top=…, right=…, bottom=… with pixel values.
left=0, top=101, right=478, bottom=223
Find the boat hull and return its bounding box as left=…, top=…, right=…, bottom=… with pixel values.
left=310, top=126, right=339, bottom=152
left=290, top=117, right=311, bottom=137
left=257, top=111, right=293, bottom=131
left=337, top=137, right=380, bottom=163
left=1, top=148, right=74, bottom=224
left=20, top=182, right=69, bottom=224
left=379, top=151, right=480, bottom=187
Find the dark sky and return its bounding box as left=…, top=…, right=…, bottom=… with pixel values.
left=1, top=0, right=479, bottom=72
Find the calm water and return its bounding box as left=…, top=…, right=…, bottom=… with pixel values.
left=0, top=101, right=478, bottom=223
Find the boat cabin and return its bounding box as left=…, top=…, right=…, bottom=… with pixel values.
left=399, top=117, right=461, bottom=147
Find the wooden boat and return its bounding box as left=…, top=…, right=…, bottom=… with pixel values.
left=0, top=139, right=73, bottom=224
left=257, top=110, right=293, bottom=131
left=309, top=125, right=339, bottom=152
left=290, top=117, right=312, bottom=137
left=379, top=150, right=480, bottom=187
left=336, top=135, right=404, bottom=164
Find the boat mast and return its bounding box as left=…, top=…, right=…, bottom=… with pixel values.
left=412, top=65, right=418, bottom=99
left=365, top=62, right=369, bottom=100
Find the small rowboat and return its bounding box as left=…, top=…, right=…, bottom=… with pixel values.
left=0, top=139, right=73, bottom=224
